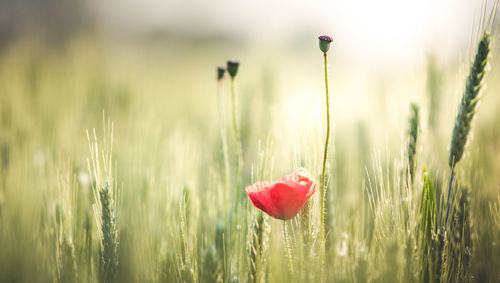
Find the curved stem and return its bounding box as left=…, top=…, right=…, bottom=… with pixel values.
left=283, top=220, right=294, bottom=279
left=230, top=78, right=243, bottom=211
left=320, top=51, right=331, bottom=271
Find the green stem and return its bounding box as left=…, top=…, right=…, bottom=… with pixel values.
left=445, top=167, right=455, bottom=224
left=231, top=78, right=243, bottom=210
left=217, top=80, right=231, bottom=214
left=319, top=51, right=331, bottom=271
left=283, top=220, right=294, bottom=280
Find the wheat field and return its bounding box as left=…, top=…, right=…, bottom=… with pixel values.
left=1, top=2, right=500, bottom=283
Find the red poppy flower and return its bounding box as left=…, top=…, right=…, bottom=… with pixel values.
left=245, top=168, right=316, bottom=220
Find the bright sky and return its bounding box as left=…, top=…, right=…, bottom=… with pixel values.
left=92, top=0, right=487, bottom=64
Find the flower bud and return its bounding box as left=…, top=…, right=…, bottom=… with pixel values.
left=226, top=60, right=240, bottom=78
left=318, top=35, right=333, bottom=53
left=217, top=66, right=226, bottom=81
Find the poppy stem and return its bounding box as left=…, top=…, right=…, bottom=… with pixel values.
left=217, top=76, right=231, bottom=214
left=283, top=220, right=294, bottom=280
left=319, top=51, right=331, bottom=271
left=230, top=77, right=243, bottom=210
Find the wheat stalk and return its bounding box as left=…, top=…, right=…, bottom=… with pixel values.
left=87, top=117, right=120, bottom=282
left=418, top=169, right=436, bottom=282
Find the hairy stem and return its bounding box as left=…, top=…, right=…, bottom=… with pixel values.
left=283, top=220, right=294, bottom=280
left=320, top=51, right=331, bottom=271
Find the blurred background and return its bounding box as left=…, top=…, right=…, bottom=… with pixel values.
left=1, top=0, right=499, bottom=176
left=2, top=0, right=498, bottom=151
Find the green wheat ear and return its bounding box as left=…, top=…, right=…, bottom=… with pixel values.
left=249, top=212, right=265, bottom=283
left=99, top=182, right=118, bottom=282
left=408, top=103, right=419, bottom=184
left=418, top=168, right=436, bottom=282
left=446, top=32, right=490, bottom=223
left=449, top=33, right=490, bottom=168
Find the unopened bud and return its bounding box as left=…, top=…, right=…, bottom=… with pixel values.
left=226, top=60, right=240, bottom=78
left=217, top=67, right=226, bottom=81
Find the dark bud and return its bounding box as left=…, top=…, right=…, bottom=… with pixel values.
left=318, top=35, right=333, bottom=53
left=217, top=66, right=226, bottom=81
left=226, top=60, right=240, bottom=78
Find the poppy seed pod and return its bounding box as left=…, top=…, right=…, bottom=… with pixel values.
left=226, top=60, right=240, bottom=78
left=318, top=35, right=333, bottom=53
left=217, top=67, right=226, bottom=81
